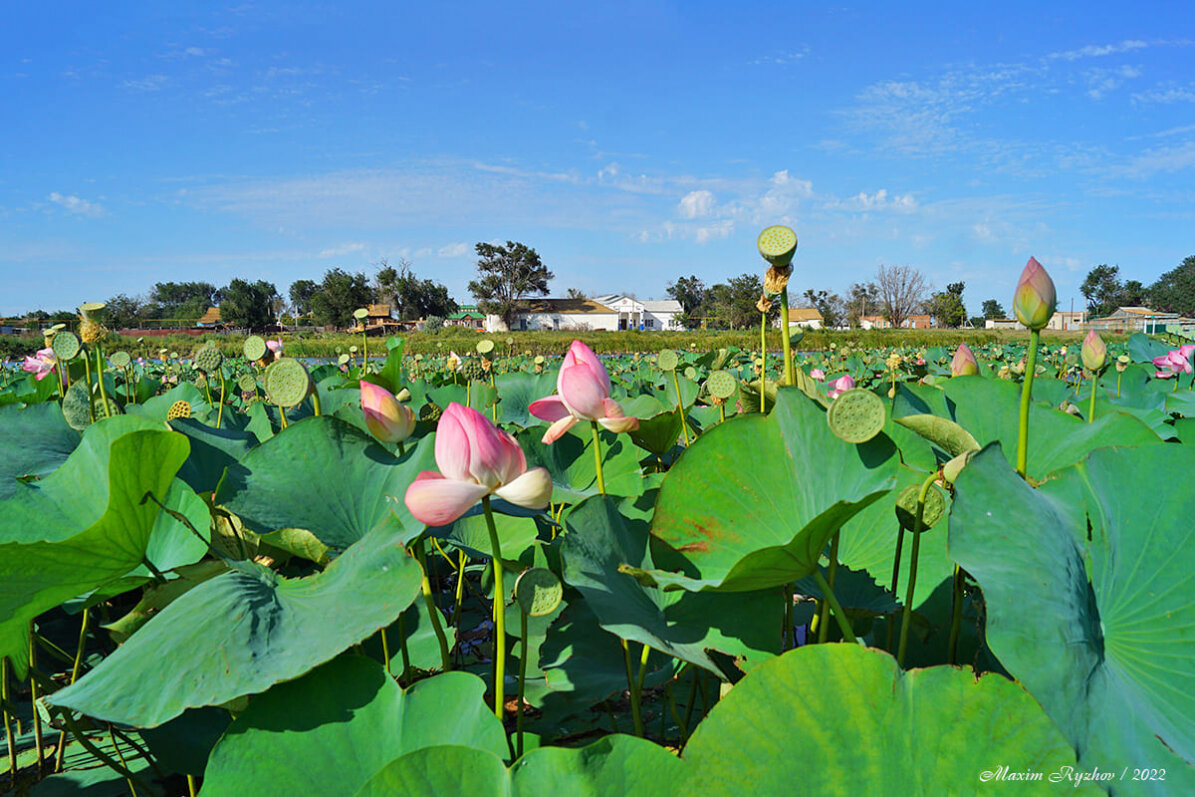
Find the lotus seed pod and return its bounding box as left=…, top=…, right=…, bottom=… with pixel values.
left=92, top=396, right=123, bottom=419
left=763, top=265, right=792, bottom=294
left=1012, top=257, right=1057, bottom=331
left=166, top=400, right=192, bottom=421
left=264, top=358, right=312, bottom=408
left=1115, top=354, right=1130, bottom=373
left=1081, top=330, right=1106, bottom=373
left=895, top=483, right=947, bottom=532
left=757, top=225, right=798, bottom=268
left=419, top=401, right=443, bottom=423
left=52, top=330, right=81, bottom=361
left=237, top=374, right=258, bottom=393
left=62, top=380, right=94, bottom=431
left=476, top=339, right=495, bottom=355
left=110, top=351, right=131, bottom=368
left=706, top=370, right=737, bottom=400
left=461, top=359, right=485, bottom=381
left=352, top=307, right=369, bottom=321
left=243, top=335, right=268, bottom=362
left=514, top=568, right=563, bottom=617
left=826, top=388, right=886, bottom=444
left=657, top=350, right=679, bottom=372
left=194, top=346, right=224, bottom=374
left=683, top=366, right=697, bottom=381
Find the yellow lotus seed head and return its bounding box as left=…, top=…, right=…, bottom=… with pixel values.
left=757, top=225, right=798, bottom=267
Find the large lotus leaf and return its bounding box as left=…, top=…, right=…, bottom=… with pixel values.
left=168, top=418, right=259, bottom=494
left=355, top=735, right=680, bottom=797
left=517, top=425, right=645, bottom=503
left=495, top=371, right=559, bottom=427
left=1127, top=332, right=1170, bottom=363
left=49, top=524, right=423, bottom=727
left=680, top=645, right=1093, bottom=796
left=142, top=477, right=210, bottom=573
left=538, top=599, right=646, bottom=709
left=0, top=416, right=188, bottom=676
left=644, top=388, right=898, bottom=592
left=940, top=376, right=1162, bottom=480
left=215, top=416, right=436, bottom=552
left=123, top=382, right=210, bottom=422
left=0, top=401, right=80, bottom=499
left=949, top=444, right=1195, bottom=791
left=429, top=510, right=540, bottom=562
left=560, top=496, right=778, bottom=678
left=201, top=655, right=507, bottom=797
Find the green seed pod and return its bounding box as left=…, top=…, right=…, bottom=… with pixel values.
left=237, top=374, right=258, bottom=393
left=110, top=351, right=131, bottom=368
left=826, top=388, right=886, bottom=444
left=194, top=346, right=224, bottom=374
left=514, top=568, right=563, bottom=617
left=264, top=358, right=312, bottom=408
left=476, top=339, right=495, bottom=355
left=92, top=396, right=123, bottom=420
left=243, top=335, right=268, bottom=362
left=352, top=308, right=370, bottom=321
left=757, top=225, right=798, bottom=267
left=706, top=370, right=737, bottom=400
left=420, top=401, right=443, bottom=423
left=461, top=359, right=485, bottom=381
left=61, top=380, right=94, bottom=431
left=52, top=330, right=81, bottom=361
left=337, top=354, right=351, bottom=366
left=683, top=365, right=697, bottom=381
left=895, top=482, right=946, bottom=532
left=657, top=349, right=679, bottom=372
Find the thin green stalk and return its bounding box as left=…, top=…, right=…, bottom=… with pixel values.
left=1087, top=375, right=1097, bottom=424
left=59, top=712, right=153, bottom=797
left=29, top=633, right=44, bottom=776
left=759, top=312, right=768, bottom=413
left=217, top=371, right=226, bottom=428
left=362, top=331, right=369, bottom=376
left=622, top=639, right=644, bottom=737
left=108, top=725, right=140, bottom=797
left=780, top=287, right=795, bottom=386
left=95, top=344, right=112, bottom=418
left=781, top=582, right=792, bottom=650
left=897, top=474, right=937, bottom=667
left=310, top=386, right=322, bottom=417
left=810, top=569, right=856, bottom=644
left=1116, top=370, right=1123, bottom=397
left=83, top=348, right=95, bottom=423
left=54, top=608, right=90, bottom=772
left=490, top=371, right=499, bottom=423
left=455, top=549, right=467, bottom=637
left=1015, top=329, right=1040, bottom=478
left=397, top=613, right=410, bottom=679
left=817, top=532, right=841, bottom=644
left=666, top=681, right=688, bottom=745
left=681, top=666, right=699, bottom=745
left=947, top=565, right=965, bottom=666
left=590, top=420, right=606, bottom=495
left=671, top=370, right=691, bottom=446
left=187, top=774, right=198, bottom=797
left=481, top=496, right=507, bottom=720
left=55, top=358, right=66, bottom=399
left=3, top=659, right=15, bottom=787
left=416, top=539, right=452, bottom=671
left=886, top=525, right=906, bottom=653
left=380, top=627, right=391, bottom=677
left=516, top=611, right=529, bottom=757
left=123, top=367, right=134, bottom=405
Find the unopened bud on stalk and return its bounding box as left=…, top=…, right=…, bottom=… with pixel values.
left=950, top=343, right=979, bottom=376
left=1012, top=257, right=1057, bottom=331
left=1115, top=354, right=1130, bottom=373
left=1081, top=330, right=1107, bottom=372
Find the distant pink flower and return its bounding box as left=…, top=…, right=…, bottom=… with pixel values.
left=404, top=403, right=551, bottom=527
left=22, top=348, right=56, bottom=381
left=810, top=368, right=826, bottom=381
left=266, top=339, right=283, bottom=359
left=529, top=340, right=639, bottom=444
left=827, top=374, right=856, bottom=399
left=950, top=343, right=979, bottom=376
left=360, top=380, right=415, bottom=444
left=1153, top=345, right=1194, bottom=379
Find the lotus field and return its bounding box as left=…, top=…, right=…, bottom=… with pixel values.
left=2, top=232, right=1194, bottom=796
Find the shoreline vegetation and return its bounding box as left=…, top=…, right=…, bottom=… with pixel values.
left=2, top=327, right=1113, bottom=362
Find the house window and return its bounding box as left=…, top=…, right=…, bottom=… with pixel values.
left=645, top=319, right=655, bottom=329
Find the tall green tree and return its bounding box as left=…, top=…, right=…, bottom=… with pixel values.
left=801, top=288, right=845, bottom=328
left=148, top=281, right=219, bottom=320
left=666, top=275, right=709, bottom=329
left=310, top=268, right=374, bottom=329
left=701, top=273, right=769, bottom=330
left=1148, top=255, right=1195, bottom=316
left=221, top=279, right=280, bottom=330
left=375, top=258, right=458, bottom=321
left=843, top=282, right=880, bottom=328
left=289, top=279, right=319, bottom=317
left=103, top=293, right=146, bottom=329
left=926, top=281, right=966, bottom=328
left=981, top=299, right=1005, bottom=319
left=468, top=241, right=553, bottom=330
left=1080, top=264, right=1125, bottom=317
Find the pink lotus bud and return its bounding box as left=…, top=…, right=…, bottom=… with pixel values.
left=1080, top=330, right=1106, bottom=372
left=529, top=340, right=638, bottom=444
left=360, top=380, right=415, bottom=444
left=810, top=368, right=826, bottom=381
left=827, top=374, right=855, bottom=399
left=950, top=343, right=979, bottom=376
left=1012, top=257, right=1057, bottom=331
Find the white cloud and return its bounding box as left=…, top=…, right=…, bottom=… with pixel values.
left=1117, top=142, right=1195, bottom=178
left=838, top=188, right=918, bottom=212
left=437, top=242, right=468, bottom=257
left=694, top=220, right=734, bottom=244
left=1048, top=40, right=1148, bottom=61
left=317, top=242, right=365, bottom=257
left=678, top=189, right=716, bottom=219
left=122, top=74, right=168, bottom=92
left=185, top=46, right=207, bottom=56
left=751, top=46, right=810, bottom=66
left=1132, top=83, right=1195, bottom=103
left=1085, top=65, right=1141, bottom=99
left=47, top=192, right=104, bottom=218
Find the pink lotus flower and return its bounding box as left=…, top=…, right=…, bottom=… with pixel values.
left=22, top=348, right=56, bottom=381
left=810, top=368, right=826, bottom=381
left=528, top=340, right=639, bottom=444
left=404, top=403, right=551, bottom=526
left=1012, top=257, right=1057, bottom=331
left=827, top=374, right=855, bottom=399
left=950, top=343, right=979, bottom=376
left=1153, top=345, right=1195, bottom=379
left=360, top=380, right=415, bottom=444
left=266, top=339, right=283, bottom=359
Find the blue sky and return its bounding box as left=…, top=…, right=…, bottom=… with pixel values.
left=3, top=1, right=1195, bottom=317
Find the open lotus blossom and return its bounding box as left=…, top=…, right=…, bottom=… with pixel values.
left=22, top=348, right=56, bottom=381
left=360, top=380, right=416, bottom=444
left=810, top=368, right=826, bottom=381
left=404, top=402, right=551, bottom=527
left=827, top=374, right=855, bottom=399
left=1153, top=345, right=1195, bottom=379
left=950, top=343, right=979, bottom=376
left=266, top=339, right=283, bottom=359
left=446, top=351, right=462, bottom=372
left=528, top=340, right=639, bottom=444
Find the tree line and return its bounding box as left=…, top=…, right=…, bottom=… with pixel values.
left=1080, top=256, right=1195, bottom=318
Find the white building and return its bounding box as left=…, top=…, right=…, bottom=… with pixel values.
left=591, top=295, right=684, bottom=330
left=484, top=298, right=619, bottom=332
left=771, top=307, right=824, bottom=330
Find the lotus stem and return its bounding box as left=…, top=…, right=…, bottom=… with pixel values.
left=95, top=344, right=112, bottom=418
left=217, top=371, right=227, bottom=428
left=54, top=608, right=90, bottom=772
left=28, top=633, right=44, bottom=776
left=759, top=312, right=768, bottom=413
left=3, top=659, right=15, bottom=788
left=681, top=666, right=699, bottom=745
left=590, top=420, right=606, bottom=495
left=108, top=724, right=140, bottom=797
left=622, top=639, right=647, bottom=737
left=491, top=371, right=499, bottom=423
left=672, top=370, right=691, bottom=447
left=810, top=568, right=856, bottom=643
left=59, top=711, right=153, bottom=796
left=416, top=538, right=452, bottom=672
left=897, top=474, right=937, bottom=667
left=397, top=612, right=410, bottom=679
left=310, top=385, right=322, bottom=417
left=780, top=287, right=795, bottom=387
left=1015, top=328, right=1040, bottom=478
left=947, top=565, right=965, bottom=665
left=816, top=532, right=841, bottom=644
left=781, top=583, right=793, bottom=650
left=481, top=496, right=507, bottom=720
left=277, top=405, right=288, bottom=430
left=379, top=627, right=391, bottom=677
left=516, top=610, right=529, bottom=757
left=83, top=348, right=95, bottom=423
left=1116, top=371, right=1122, bottom=397
left=1087, top=376, right=1097, bottom=424
left=187, top=775, right=198, bottom=797
left=55, top=358, right=66, bottom=399
left=886, top=522, right=907, bottom=654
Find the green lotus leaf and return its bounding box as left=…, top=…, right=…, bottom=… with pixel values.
left=167, top=417, right=259, bottom=495
left=201, top=655, right=507, bottom=797
left=949, top=444, right=1195, bottom=791
left=645, top=388, right=898, bottom=592
left=517, top=424, right=644, bottom=503
left=495, top=371, right=558, bottom=427
left=680, top=644, right=1094, bottom=796
left=0, top=401, right=80, bottom=500
left=49, top=524, right=423, bottom=727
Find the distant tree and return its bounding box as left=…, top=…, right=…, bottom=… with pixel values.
left=701, top=273, right=769, bottom=330
left=801, top=288, right=845, bottom=328
left=149, top=281, right=219, bottom=320
left=666, top=275, right=709, bottom=329
left=1121, top=279, right=1148, bottom=307
left=467, top=241, right=553, bottom=330
left=981, top=299, right=1006, bottom=319
left=843, top=281, right=881, bottom=328
left=968, top=316, right=986, bottom=328
left=926, top=281, right=966, bottom=328
left=375, top=258, right=459, bottom=321
left=220, top=279, right=280, bottom=330
left=1080, top=264, right=1125, bottom=317
left=1149, top=255, right=1195, bottom=317
left=310, top=268, right=374, bottom=329
left=565, top=287, right=587, bottom=299
left=104, top=293, right=146, bottom=329
left=875, top=264, right=930, bottom=330
left=289, top=279, right=319, bottom=317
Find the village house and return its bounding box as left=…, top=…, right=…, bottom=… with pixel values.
left=1085, top=306, right=1195, bottom=334
left=859, top=314, right=934, bottom=330
left=590, top=295, right=684, bottom=330
left=772, top=307, right=824, bottom=330
left=484, top=298, right=618, bottom=332
left=444, top=304, right=486, bottom=329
